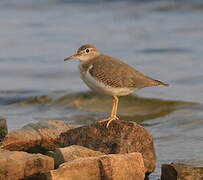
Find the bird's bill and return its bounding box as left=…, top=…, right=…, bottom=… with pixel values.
left=64, top=54, right=80, bottom=61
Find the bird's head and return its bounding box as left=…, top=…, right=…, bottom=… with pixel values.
left=64, top=44, right=100, bottom=62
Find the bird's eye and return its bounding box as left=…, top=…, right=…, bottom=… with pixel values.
left=85, top=49, right=90, bottom=53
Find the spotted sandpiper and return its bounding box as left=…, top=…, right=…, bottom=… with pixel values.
left=64, top=44, right=168, bottom=127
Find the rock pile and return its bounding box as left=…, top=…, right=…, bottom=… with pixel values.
left=41, top=152, right=146, bottom=180
left=59, top=120, right=156, bottom=173
left=0, top=118, right=156, bottom=180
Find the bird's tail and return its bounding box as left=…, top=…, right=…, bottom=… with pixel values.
left=154, top=79, right=169, bottom=86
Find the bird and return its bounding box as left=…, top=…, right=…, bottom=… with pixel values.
left=64, top=44, right=168, bottom=128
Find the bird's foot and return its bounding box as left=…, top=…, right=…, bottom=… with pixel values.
left=99, top=116, right=119, bottom=128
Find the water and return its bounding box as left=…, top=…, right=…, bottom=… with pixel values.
left=0, top=0, right=203, bottom=179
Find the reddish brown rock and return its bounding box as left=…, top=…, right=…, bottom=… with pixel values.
left=161, top=162, right=203, bottom=180
left=47, top=145, right=105, bottom=168
left=0, top=117, right=7, bottom=142
left=59, top=120, right=156, bottom=173
left=0, top=149, right=54, bottom=180
left=40, top=152, right=145, bottom=180
left=0, top=120, right=75, bottom=152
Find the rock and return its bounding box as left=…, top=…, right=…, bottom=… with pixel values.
left=99, top=153, right=146, bottom=180
left=0, top=117, right=8, bottom=142
left=40, top=152, right=145, bottom=180
left=0, top=149, right=54, bottom=180
left=161, top=162, right=203, bottom=180
left=0, top=120, right=75, bottom=152
left=59, top=120, right=156, bottom=173
left=47, top=145, right=105, bottom=168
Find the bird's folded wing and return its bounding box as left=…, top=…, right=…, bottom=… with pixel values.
left=89, top=54, right=162, bottom=88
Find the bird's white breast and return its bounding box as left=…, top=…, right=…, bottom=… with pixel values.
left=79, top=63, right=136, bottom=96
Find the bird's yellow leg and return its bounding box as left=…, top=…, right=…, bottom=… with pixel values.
left=99, top=95, right=119, bottom=128
left=106, top=95, right=119, bottom=127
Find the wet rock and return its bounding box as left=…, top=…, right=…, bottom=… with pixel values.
left=59, top=120, right=156, bottom=173
left=161, top=162, right=203, bottom=180
left=40, top=152, right=145, bottom=180
left=0, top=117, right=7, bottom=141
left=47, top=145, right=105, bottom=168
left=0, top=149, right=54, bottom=180
left=0, top=120, right=75, bottom=152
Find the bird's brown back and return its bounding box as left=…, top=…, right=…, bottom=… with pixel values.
left=82, top=54, right=168, bottom=88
